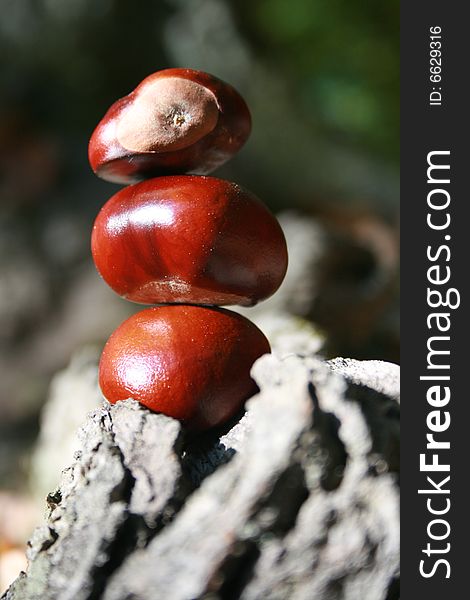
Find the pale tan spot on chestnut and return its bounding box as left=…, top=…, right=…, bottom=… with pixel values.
left=116, top=77, right=219, bottom=153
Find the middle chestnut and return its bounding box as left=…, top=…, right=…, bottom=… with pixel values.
left=92, top=175, right=288, bottom=306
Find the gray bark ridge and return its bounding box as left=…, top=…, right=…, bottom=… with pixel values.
left=4, top=354, right=400, bottom=600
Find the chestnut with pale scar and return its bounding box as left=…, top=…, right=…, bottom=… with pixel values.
left=89, top=68, right=251, bottom=184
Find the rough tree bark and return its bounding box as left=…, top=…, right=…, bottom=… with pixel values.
left=3, top=354, right=400, bottom=600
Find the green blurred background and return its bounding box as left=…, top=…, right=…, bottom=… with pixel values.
left=0, top=0, right=399, bottom=496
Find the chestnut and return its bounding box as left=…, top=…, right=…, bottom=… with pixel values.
left=91, top=175, right=288, bottom=306
left=98, top=305, right=270, bottom=431
left=88, top=68, right=251, bottom=184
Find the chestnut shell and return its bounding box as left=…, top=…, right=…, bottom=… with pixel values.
left=91, top=175, right=288, bottom=306
left=99, top=305, right=270, bottom=431
left=88, top=68, right=251, bottom=184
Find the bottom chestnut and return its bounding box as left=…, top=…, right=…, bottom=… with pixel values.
left=99, top=305, right=270, bottom=431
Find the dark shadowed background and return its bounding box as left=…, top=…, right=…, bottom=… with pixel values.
left=0, top=0, right=398, bottom=582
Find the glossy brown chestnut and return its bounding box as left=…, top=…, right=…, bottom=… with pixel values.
left=88, top=68, right=251, bottom=184
left=91, top=175, right=288, bottom=306
left=99, top=305, right=270, bottom=431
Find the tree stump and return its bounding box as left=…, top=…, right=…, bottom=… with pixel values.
left=3, top=354, right=399, bottom=600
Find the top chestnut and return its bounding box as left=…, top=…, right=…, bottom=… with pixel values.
left=88, top=68, right=251, bottom=184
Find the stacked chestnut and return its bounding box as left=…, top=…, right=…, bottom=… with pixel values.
left=88, top=69, right=288, bottom=432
